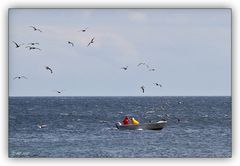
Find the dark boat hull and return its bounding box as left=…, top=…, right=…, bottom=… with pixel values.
left=116, top=121, right=167, bottom=130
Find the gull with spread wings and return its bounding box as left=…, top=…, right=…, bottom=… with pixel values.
left=121, top=66, right=128, bottom=71
left=25, top=46, right=41, bottom=51
left=13, top=76, right=27, bottom=80
left=137, top=63, right=149, bottom=68
left=29, top=26, right=42, bottom=32
left=140, top=86, right=145, bottom=93
left=79, top=27, right=89, bottom=32
left=87, top=37, right=95, bottom=47
left=45, top=66, right=53, bottom=74
left=12, top=41, right=24, bottom=48
left=67, top=41, right=74, bottom=47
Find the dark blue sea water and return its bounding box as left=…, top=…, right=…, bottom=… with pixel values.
left=8, top=96, right=231, bottom=158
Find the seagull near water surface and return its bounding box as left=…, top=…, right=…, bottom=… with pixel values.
left=37, top=124, right=47, bottom=129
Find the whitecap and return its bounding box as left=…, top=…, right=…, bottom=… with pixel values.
left=99, top=120, right=108, bottom=123
left=67, top=125, right=74, bottom=128
left=60, top=113, right=69, bottom=116
left=146, top=111, right=155, bottom=114
left=184, top=128, right=199, bottom=133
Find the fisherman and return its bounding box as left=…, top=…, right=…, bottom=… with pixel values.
left=122, top=116, right=130, bottom=125
left=131, top=117, right=139, bottom=125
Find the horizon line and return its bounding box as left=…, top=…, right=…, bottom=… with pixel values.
left=9, top=95, right=232, bottom=97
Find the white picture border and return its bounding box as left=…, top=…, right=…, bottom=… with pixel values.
left=1, top=0, right=238, bottom=165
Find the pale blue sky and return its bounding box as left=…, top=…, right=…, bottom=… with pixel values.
left=9, top=9, right=231, bottom=96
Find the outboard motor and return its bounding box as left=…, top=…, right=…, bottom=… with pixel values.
left=116, top=122, right=122, bottom=129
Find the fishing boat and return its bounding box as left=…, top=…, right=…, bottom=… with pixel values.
left=115, top=120, right=167, bottom=130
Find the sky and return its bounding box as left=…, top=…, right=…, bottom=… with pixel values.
left=9, top=9, right=231, bottom=96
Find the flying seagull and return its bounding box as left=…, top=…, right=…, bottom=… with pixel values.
left=154, top=83, right=162, bottom=87
left=45, top=66, right=53, bottom=74
left=79, top=27, right=89, bottom=32
left=87, top=37, right=95, bottom=47
left=149, top=68, right=156, bottom=71
left=121, top=66, right=128, bottom=70
left=25, top=46, right=41, bottom=51
left=137, top=63, right=149, bottom=68
left=140, top=86, right=145, bottom=93
left=37, top=124, right=47, bottom=129
left=55, top=90, right=65, bottom=94
left=29, top=26, right=42, bottom=32
left=13, top=76, right=27, bottom=80
left=28, top=42, right=39, bottom=45
left=12, top=41, right=23, bottom=48
left=67, top=41, right=74, bottom=47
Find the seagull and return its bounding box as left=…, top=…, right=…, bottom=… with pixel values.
left=121, top=66, right=128, bottom=70
left=154, top=83, right=162, bottom=87
left=45, top=66, right=53, bottom=74
left=13, top=76, right=27, bottom=80
left=67, top=41, right=74, bottom=46
left=176, top=118, right=180, bottom=122
left=165, top=114, right=170, bottom=118
left=137, top=63, right=144, bottom=66
left=55, top=90, right=65, bottom=94
left=87, top=37, right=95, bottom=47
left=37, top=124, right=47, bottom=128
left=137, top=63, right=149, bottom=68
left=29, top=26, right=42, bottom=32
left=79, top=27, right=89, bottom=32
left=12, top=41, right=23, bottom=48
left=162, top=114, right=170, bottom=120
left=149, top=68, right=156, bottom=71
left=28, top=42, right=39, bottom=45
left=25, top=46, right=41, bottom=50
left=140, top=86, right=145, bottom=93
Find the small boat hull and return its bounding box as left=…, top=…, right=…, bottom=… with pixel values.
left=116, top=120, right=167, bottom=130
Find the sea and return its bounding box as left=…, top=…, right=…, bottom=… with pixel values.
left=8, top=96, right=232, bottom=158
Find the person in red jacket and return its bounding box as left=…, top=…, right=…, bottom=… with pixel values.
left=122, top=116, right=130, bottom=125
